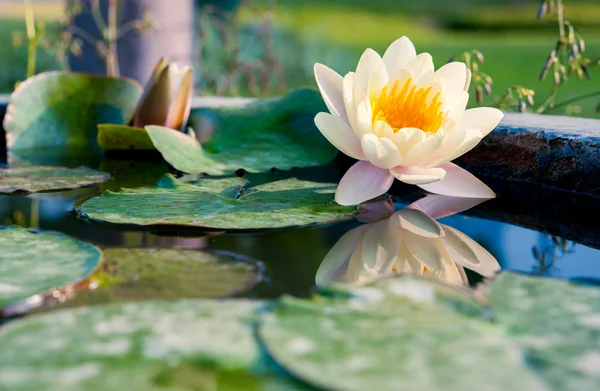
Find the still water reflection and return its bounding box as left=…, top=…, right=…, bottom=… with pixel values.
left=1, top=176, right=600, bottom=303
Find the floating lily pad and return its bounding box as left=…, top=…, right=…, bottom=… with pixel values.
left=260, top=276, right=545, bottom=391
left=54, top=248, right=264, bottom=308
left=79, top=174, right=354, bottom=229
left=0, top=299, right=310, bottom=391
left=0, top=166, right=110, bottom=194
left=487, top=272, right=600, bottom=391
left=3, top=71, right=142, bottom=152
left=0, top=226, right=102, bottom=314
left=146, top=89, right=336, bottom=175
left=97, top=124, right=156, bottom=151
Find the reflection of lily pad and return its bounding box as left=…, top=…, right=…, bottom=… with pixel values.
left=0, top=166, right=110, bottom=194
left=3, top=71, right=142, bottom=151
left=487, top=272, right=600, bottom=391
left=0, top=300, right=309, bottom=391
left=97, top=124, right=156, bottom=151
left=147, top=89, right=337, bottom=175
left=260, top=276, right=544, bottom=391
left=79, top=174, right=354, bottom=229
left=98, top=159, right=170, bottom=192
left=0, top=226, right=102, bottom=314
left=56, top=248, right=264, bottom=308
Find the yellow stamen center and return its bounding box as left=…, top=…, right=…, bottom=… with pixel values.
left=371, top=77, right=445, bottom=133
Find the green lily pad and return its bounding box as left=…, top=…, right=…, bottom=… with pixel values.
left=0, top=299, right=310, bottom=391
left=146, top=89, right=337, bottom=175
left=0, top=166, right=110, bottom=194
left=259, top=276, right=546, bottom=391
left=97, top=124, right=156, bottom=151
left=79, top=174, right=354, bottom=229
left=3, top=71, right=142, bottom=152
left=0, top=226, right=102, bottom=314
left=53, top=248, right=264, bottom=308
left=487, top=272, right=600, bottom=391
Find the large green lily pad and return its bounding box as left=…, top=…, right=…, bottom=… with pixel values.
left=260, top=276, right=546, bottom=391
left=0, top=226, right=102, bottom=314
left=487, top=272, right=600, bottom=391
left=146, top=89, right=336, bottom=175
left=0, top=299, right=310, bottom=391
left=0, top=166, right=110, bottom=194
left=97, top=124, right=156, bottom=151
left=54, top=248, right=264, bottom=308
left=79, top=174, right=354, bottom=229
left=3, top=71, right=142, bottom=152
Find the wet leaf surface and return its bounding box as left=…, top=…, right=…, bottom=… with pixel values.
left=259, top=275, right=546, bottom=391
left=53, top=248, right=264, bottom=308
left=3, top=72, right=142, bottom=152
left=147, top=89, right=337, bottom=175
left=0, top=226, right=102, bottom=314
left=79, top=174, right=354, bottom=229
left=487, top=272, right=600, bottom=391
left=0, top=299, right=312, bottom=391
left=0, top=166, right=110, bottom=194
left=97, top=124, right=156, bottom=151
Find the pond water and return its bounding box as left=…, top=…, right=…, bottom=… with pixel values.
left=2, top=155, right=599, bottom=308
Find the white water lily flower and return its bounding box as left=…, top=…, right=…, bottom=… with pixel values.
left=133, top=58, right=194, bottom=132
left=313, top=36, right=504, bottom=205
left=315, top=195, right=500, bottom=287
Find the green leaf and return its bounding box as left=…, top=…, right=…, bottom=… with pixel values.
left=51, top=248, right=264, bottom=308
left=487, top=272, right=600, bottom=391
left=0, top=226, right=102, bottom=314
left=3, top=72, right=142, bottom=152
left=146, top=89, right=337, bottom=175
left=79, top=174, right=354, bottom=229
left=259, top=276, right=546, bottom=391
left=0, top=299, right=311, bottom=391
left=97, top=124, right=156, bottom=151
left=0, top=166, right=110, bottom=194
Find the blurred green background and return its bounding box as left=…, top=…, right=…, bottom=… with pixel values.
left=1, top=0, right=599, bottom=117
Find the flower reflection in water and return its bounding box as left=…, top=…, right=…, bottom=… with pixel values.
left=316, top=194, right=500, bottom=287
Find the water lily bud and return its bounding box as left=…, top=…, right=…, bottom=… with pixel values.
left=476, top=86, right=483, bottom=105
left=527, top=94, right=535, bottom=106
left=484, top=83, right=492, bottom=96
left=475, top=51, right=484, bottom=63
left=553, top=71, right=561, bottom=85
left=472, top=62, right=479, bottom=73
left=133, top=57, right=194, bottom=131
left=519, top=101, right=526, bottom=113
left=579, top=39, right=586, bottom=53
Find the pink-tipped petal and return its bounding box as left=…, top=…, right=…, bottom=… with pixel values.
left=434, top=62, right=468, bottom=92
left=407, top=194, right=491, bottom=220
left=335, top=161, right=394, bottom=206
left=356, top=197, right=396, bottom=223
left=391, top=208, right=444, bottom=238
left=314, top=112, right=366, bottom=160
left=314, top=63, right=349, bottom=123
left=418, top=162, right=495, bottom=198
left=458, top=107, right=504, bottom=137
left=390, top=166, right=446, bottom=185
left=361, top=134, right=403, bottom=169
left=382, top=36, right=417, bottom=74
left=440, top=225, right=501, bottom=277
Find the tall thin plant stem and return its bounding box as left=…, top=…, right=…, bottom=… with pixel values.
left=24, top=0, right=37, bottom=78
left=105, top=0, right=120, bottom=77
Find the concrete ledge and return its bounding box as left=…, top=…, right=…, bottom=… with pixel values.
left=456, top=112, right=600, bottom=197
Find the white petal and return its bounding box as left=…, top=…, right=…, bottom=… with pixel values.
left=428, top=128, right=482, bottom=166
left=437, top=128, right=483, bottom=164
left=443, top=90, right=470, bottom=123
left=382, top=36, right=417, bottom=74
left=434, top=62, right=467, bottom=92
left=356, top=197, right=396, bottom=223
left=354, top=49, right=388, bottom=97
left=395, top=245, right=425, bottom=274
left=314, top=63, right=348, bottom=123
left=440, top=225, right=500, bottom=277
left=407, top=194, right=491, bottom=219
left=373, top=120, right=395, bottom=139
left=390, top=208, right=444, bottom=238
left=436, top=255, right=469, bottom=286
left=389, top=127, right=426, bottom=155
left=314, top=112, right=366, bottom=160
left=404, top=53, right=435, bottom=84
left=403, top=231, right=443, bottom=271
left=402, top=132, right=447, bottom=167
left=390, top=166, right=446, bottom=185
left=361, top=134, right=403, bottom=169
left=457, top=107, right=504, bottom=137
left=335, top=161, right=395, bottom=206
left=418, top=162, right=495, bottom=198
left=354, top=98, right=375, bottom=137
left=361, top=218, right=403, bottom=273
left=315, top=224, right=370, bottom=287
left=343, top=72, right=361, bottom=133
left=465, top=68, right=472, bottom=91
